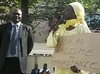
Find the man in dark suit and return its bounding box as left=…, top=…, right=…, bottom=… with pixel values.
left=0, top=7, right=34, bottom=74
left=31, top=64, right=40, bottom=74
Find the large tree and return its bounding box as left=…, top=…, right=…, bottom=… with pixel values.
left=21, top=0, right=29, bottom=24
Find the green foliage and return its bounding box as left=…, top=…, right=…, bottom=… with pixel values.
left=0, top=0, right=100, bottom=29
left=0, top=0, right=21, bottom=22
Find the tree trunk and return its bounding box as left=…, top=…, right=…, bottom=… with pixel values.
left=21, top=0, right=29, bottom=25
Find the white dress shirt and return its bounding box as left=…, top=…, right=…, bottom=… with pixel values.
left=7, top=22, right=21, bottom=58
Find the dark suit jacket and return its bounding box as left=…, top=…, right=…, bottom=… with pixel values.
left=0, top=22, right=34, bottom=73
left=31, top=69, right=40, bottom=74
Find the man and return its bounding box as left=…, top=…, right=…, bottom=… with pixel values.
left=40, top=63, right=50, bottom=74
left=0, top=7, right=34, bottom=74
left=31, top=64, right=40, bottom=74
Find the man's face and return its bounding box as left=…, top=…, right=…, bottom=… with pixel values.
left=35, top=64, right=38, bottom=69
left=63, top=5, right=76, bottom=21
left=43, top=64, right=47, bottom=69
left=10, top=9, right=22, bottom=23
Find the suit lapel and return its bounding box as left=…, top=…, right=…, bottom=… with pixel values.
left=19, top=23, right=28, bottom=56
left=19, top=23, right=23, bottom=56
left=19, top=23, right=28, bottom=38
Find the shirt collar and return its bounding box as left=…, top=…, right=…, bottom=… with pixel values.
left=11, top=21, right=21, bottom=27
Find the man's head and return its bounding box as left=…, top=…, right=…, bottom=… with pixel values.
left=34, top=63, right=38, bottom=69
left=9, top=8, right=22, bottom=24
left=43, top=63, right=47, bottom=69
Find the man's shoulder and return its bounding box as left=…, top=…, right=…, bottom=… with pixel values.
left=32, top=68, right=35, bottom=71
left=22, top=23, right=33, bottom=30
left=22, top=23, right=32, bottom=27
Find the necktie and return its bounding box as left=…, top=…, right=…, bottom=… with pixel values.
left=10, top=25, right=18, bottom=55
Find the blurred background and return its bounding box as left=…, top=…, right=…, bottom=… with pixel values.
left=0, top=0, right=100, bottom=74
